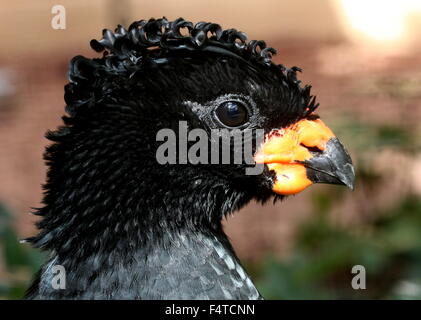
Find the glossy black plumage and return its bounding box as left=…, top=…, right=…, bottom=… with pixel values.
left=25, top=17, right=319, bottom=299
left=29, top=232, right=261, bottom=299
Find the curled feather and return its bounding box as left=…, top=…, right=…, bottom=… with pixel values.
left=89, top=17, right=277, bottom=67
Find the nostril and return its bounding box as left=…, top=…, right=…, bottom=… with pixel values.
left=301, top=144, right=323, bottom=154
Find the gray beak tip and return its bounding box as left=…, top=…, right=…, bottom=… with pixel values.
left=304, top=138, right=356, bottom=191
left=341, top=163, right=356, bottom=191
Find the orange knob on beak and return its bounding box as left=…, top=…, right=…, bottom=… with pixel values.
left=254, top=117, right=355, bottom=195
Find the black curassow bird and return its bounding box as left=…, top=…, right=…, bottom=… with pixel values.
left=25, top=17, right=355, bottom=299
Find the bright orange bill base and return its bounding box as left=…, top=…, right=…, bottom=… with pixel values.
left=254, top=118, right=337, bottom=195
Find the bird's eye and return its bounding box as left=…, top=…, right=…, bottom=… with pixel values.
left=214, top=101, right=249, bottom=128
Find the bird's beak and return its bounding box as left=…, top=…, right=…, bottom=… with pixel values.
left=254, top=117, right=355, bottom=195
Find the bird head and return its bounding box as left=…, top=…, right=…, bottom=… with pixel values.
left=32, top=18, right=354, bottom=251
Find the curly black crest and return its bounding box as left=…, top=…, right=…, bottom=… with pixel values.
left=90, top=17, right=277, bottom=68
left=66, top=17, right=318, bottom=118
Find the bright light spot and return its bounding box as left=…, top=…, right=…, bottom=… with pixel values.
left=340, top=0, right=421, bottom=42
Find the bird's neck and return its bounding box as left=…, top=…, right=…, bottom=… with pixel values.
left=29, top=173, right=263, bottom=299
left=31, top=163, right=251, bottom=258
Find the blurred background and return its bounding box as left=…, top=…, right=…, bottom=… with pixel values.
left=1, top=0, right=421, bottom=299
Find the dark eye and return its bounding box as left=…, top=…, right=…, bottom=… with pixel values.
left=214, top=101, right=249, bottom=128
